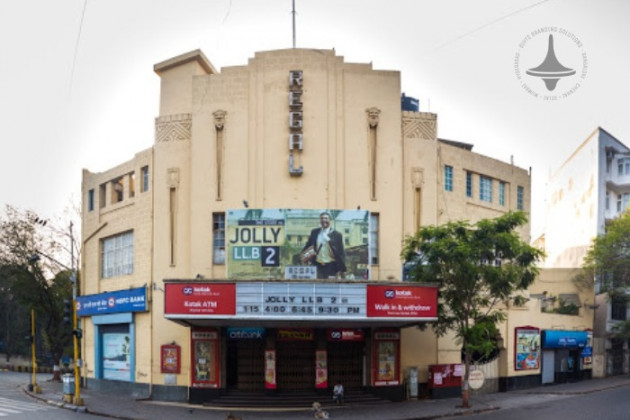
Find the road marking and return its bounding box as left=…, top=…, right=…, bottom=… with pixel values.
left=0, top=396, right=56, bottom=415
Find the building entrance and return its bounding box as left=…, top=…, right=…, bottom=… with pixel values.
left=327, top=341, right=364, bottom=388
left=226, top=339, right=265, bottom=390
left=276, top=340, right=316, bottom=390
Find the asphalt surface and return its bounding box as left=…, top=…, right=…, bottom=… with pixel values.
left=19, top=374, right=630, bottom=420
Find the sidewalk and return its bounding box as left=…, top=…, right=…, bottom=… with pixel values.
left=24, top=376, right=630, bottom=420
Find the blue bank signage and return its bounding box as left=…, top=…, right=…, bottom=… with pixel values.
left=541, top=330, right=587, bottom=349
left=77, top=287, right=147, bottom=316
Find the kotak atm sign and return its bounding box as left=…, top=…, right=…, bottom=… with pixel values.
left=366, top=285, right=437, bottom=318
left=165, top=283, right=236, bottom=315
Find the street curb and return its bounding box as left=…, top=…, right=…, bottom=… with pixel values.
left=399, top=406, right=500, bottom=420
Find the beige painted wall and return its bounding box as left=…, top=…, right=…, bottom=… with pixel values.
left=82, top=48, right=537, bottom=387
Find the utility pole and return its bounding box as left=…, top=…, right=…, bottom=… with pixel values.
left=29, top=309, right=41, bottom=393
left=70, top=221, right=83, bottom=406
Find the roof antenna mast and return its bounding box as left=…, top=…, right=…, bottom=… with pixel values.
left=292, top=0, right=296, bottom=48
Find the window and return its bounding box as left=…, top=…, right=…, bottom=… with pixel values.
left=617, top=194, right=622, bottom=212
left=213, top=213, right=225, bottom=265
left=141, top=166, right=150, bottom=192
left=111, top=178, right=124, bottom=204
left=88, top=189, right=94, bottom=212
left=623, top=193, right=630, bottom=212
left=517, top=186, right=524, bottom=210
left=479, top=176, right=492, bottom=203
left=129, top=172, right=135, bottom=198
left=466, top=172, right=472, bottom=198
left=499, top=182, right=506, bottom=206
left=606, top=192, right=610, bottom=211
left=370, top=213, right=379, bottom=265
left=611, top=298, right=627, bottom=321
left=101, top=231, right=134, bottom=278
left=444, top=165, right=453, bottom=192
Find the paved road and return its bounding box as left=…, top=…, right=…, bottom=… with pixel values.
left=445, top=384, right=630, bottom=420
left=0, top=372, right=109, bottom=420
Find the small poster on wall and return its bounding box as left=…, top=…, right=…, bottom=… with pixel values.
left=161, top=344, right=180, bottom=374
left=515, top=326, right=540, bottom=370
left=265, top=350, right=277, bottom=389
left=315, top=350, right=328, bottom=389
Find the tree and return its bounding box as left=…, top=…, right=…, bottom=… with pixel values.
left=0, top=205, right=77, bottom=375
left=582, top=209, right=630, bottom=337
left=401, top=211, right=543, bottom=408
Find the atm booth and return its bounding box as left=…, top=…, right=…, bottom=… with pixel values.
left=163, top=281, right=438, bottom=403
left=540, top=330, right=591, bottom=384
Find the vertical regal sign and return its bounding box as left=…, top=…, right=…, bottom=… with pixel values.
left=288, top=70, right=304, bottom=175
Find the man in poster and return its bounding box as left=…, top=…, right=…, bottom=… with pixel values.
left=302, top=212, right=346, bottom=279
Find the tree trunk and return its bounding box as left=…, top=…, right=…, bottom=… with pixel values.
left=461, top=351, right=471, bottom=408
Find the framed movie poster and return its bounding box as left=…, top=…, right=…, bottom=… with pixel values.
left=515, top=326, right=540, bottom=370
left=161, top=344, right=181, bottom=374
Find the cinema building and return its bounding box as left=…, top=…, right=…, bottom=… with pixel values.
left=80, top=47, right=533, bottom=402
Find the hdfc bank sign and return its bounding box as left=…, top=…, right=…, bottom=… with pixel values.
left=366, top=285, right=437, bottom=319
left=164, top=283, right=236, bottom=316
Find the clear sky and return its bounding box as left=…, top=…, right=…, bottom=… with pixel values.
left=1, top=0, right=628, bottom=238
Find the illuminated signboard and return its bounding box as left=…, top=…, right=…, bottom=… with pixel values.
left=164, top=282, right=438, bottom=322
left=366, top=285, right=438, bottom=318
left=226, top=209, right=370, bottom=280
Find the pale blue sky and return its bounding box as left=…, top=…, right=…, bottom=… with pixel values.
left=1, top=0, right=628, bottom=238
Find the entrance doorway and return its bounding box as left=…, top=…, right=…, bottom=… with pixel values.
left=327, top=341, right=364, bottom=388
left=226, top=339, right=265, bottom=390
left=276, top=340, right=316, bottom=390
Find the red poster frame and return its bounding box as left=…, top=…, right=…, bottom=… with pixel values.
left=514, top=325, right=540, bottom=371
left=372, top=329, right=400, bottom=386
left=190, top=329, right=219, bottom=388
left=160, top=344, right=181, bottom=374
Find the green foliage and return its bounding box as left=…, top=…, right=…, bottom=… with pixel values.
left=0, top=205, right=77, bottom=361
left=583, top=210, right=630, bottom=292
left=401, top=211, right=543, bottom=404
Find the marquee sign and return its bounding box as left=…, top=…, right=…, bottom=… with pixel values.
left=164, top=282, right=438, bottom=323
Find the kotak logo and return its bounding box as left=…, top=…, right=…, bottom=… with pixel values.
left=183, top=287, right=193, bottom=295
left=330, top=331, right=342, bottom=339
left=384, top=289, right=395, bottom=299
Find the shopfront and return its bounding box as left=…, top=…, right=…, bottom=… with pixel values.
left=77, top=287, right=148, bottom=382
left=164, top=281, right=437, bottom=401
left=541, top=330, right=589, bottom=384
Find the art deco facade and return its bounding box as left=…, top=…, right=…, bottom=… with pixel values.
left=79, top=47, right=585, bottom=402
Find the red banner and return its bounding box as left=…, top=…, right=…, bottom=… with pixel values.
left=366, top=285, right=437, bottom=318
left=165, top=283, right=236, bottom=315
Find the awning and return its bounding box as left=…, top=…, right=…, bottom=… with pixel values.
left=541, top=330, right=588, bottom=349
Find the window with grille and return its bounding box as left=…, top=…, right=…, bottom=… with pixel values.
left=370, top=213, right=379, bottom=265
left=517, top=186, right=524, bottom=210
left=466, top=172, right=472, bottom=198
left=213, top=213, right=226, bottom=265
left=499, top=182, right=506, bottom=206
left=444, top=165, right=453, bottom=192
left=479, top=176, right=492, bottom=203
left=101, top=231, right=134, bottom=278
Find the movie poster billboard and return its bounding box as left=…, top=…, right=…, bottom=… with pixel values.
left=226, top=209, right=369, bottom=280
left=515, top=326, right=540, bottom=370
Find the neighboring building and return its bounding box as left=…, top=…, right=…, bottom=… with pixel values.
left=80, top=47, right=568, bottom=404
left=540, top=127, right=630, bottom=377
